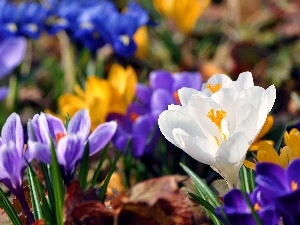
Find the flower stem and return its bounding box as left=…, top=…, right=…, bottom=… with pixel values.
left=13, top=188, right=34, bottom=224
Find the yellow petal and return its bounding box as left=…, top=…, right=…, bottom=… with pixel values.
left=134, top=26, right=149, bottom=59
left=257, top=141, right=280, bottom=165
left=154, top=0, right=211, bottom=33
left=89, top=97, right=110, bottom=130
left=108, top=63, right=137, bottom=114
left=249, top=115, right=274, bottom=151
left=174, top=0, right=211, bottom=33
left=279, top=146, right=292, bottom=168
left=85, top=76, right=111, bottom=101
left=58, top=94, right=86, bottom=118
left=243, top=159, right=256, bottom=170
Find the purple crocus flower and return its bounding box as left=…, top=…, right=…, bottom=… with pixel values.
left=109, top=70, right=202, bottom=157
left=108, top=103, right=158, bottom=157
left=0, top=113, right=34, bottom=223
left=0, top=36, right=26, bottom=100
left=27, top=109, right=117, bottom=183
left=137, top=70, right=202, bottom=120
left=255, top=159, right=300, bottom=225
left=215, top=188, right=279, bottom=225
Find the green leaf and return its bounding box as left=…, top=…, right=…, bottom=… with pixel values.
left=99, top=151, right=121, bottom=203
left=35, top=174, right=55, bottom=225
left=188, top=192, right=215, bottom=212
left=78, top=142, right=90, bottom=190
left=40, top=163, right=55, bottom=212
left=27, top=166, right=43, bottom=220
left=180, top=163, right=221, bottom=207
left=240, top=165, right=255, bottom=193
left=0, top=187, right=22, bottom=225
left=64, top=112, right=70, bottom=130
left=50, top=141, right=65, bottom=225
left=90, top=144, right=110, bottom=188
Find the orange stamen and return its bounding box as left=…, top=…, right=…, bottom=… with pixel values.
left=173, top=91, right=180, bottom=104
left=254, top=202, right=261, bottom=211
left=207, top=109, right=227, bottom=145
left=56, top=133, right=66, bottom=143
left=291, top=180, right=298, bottom=191
left=207, top=109, right=226, bottom=130
left=206, top=83, right=222, bottom=93
left=130, top=112, right=140, bottom=122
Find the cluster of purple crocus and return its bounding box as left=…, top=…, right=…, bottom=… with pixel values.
left=216, top=159, right=300, bottom=225
left=0, top=109, right=117, bottom=223
left=108, top=70, right=202, bottom=157
left=0, top=0, right=149, bottom=57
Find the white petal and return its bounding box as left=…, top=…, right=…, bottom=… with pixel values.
left=158, top=110, right=204, bottom=147
left=217, top=132, right=249, bottom=164
left=211, top=88, right=238, bottom=134
left=232, top=71, right=254, bottom=91
left=187, top=94, right=225, bottom=147
left=178, top=87, right=201, bottom=106
left=266, top=85, right=276, bottom=112
left=172, top=128, right=217, bottom=166
left=235, top=103, right=258, bottom=141
left=201, top=74, right=233, bottom=95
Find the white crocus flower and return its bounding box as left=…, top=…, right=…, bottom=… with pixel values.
left=201, top=71, right=254, bottom=96
left=158, top=73, right=276, bottom=188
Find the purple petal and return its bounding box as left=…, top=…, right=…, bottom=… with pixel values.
left=0, top=86, right=9, bottom=101
left=223, top=189, right=250, bottom=212
left=150, top=89, right=174, bottom=114
left=0, top=142, right=22, bottom=188
left=275, top=190, right=300, bottom=225
left=1, top=113, right=23, bottom=157
left=127, top=102, right=149, bottom=119
left=88, top=121, right=117, bottom=155
left=131, top=136, right=146, bottom=157
left=256, top=162, right=288, bottom=194
left=136, top=84, right=152, bottom=105
left=56, top=135, right=84, bottom=174
left=286, top=158, right=300, bottom=191
left=44, top=113, right=66, bottom=140
left=27, top=114, right=40, bottom=142
left=27, top=141, right=51, bottom=164
left=0, top=37, right=26, bottom=79
left=113, top=134, right=131, bottom=152
left=172, top=72, right=202, bottom=91
left=215, top=189, right=257, bottom=225
left=108, top=113, right=133, bottom=133
left=133, top=114, right=156, bottom=139
left=149, top=70, right=173, bottom=91
left=67, top=109, right=91, bottom=140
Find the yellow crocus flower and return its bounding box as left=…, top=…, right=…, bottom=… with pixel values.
left=245, top=128, right=300, bottom=169
left=153, top=0, right=211, bottom=34
left=133, top=26, right=149, bottom=59
left=58, top=63, right=137, bottom=130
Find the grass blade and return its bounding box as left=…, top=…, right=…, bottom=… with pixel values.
left=240, top=165, right=255, bottom=193
left=50, top=142, right=65, bottom=225
left=40, top=163, right=54, bottom=211
left=0, top=187, right=22, bottom=225
left=180, top=163, right=221, bottom=207
left=99, top=151, right=121, bottom=202
left=78, top=142, right=90, bottom=190
left=35, top=175, right=54, bottom=225
left=90, top=144, right=110, bottom=188
left=27, top=166, right=43, bottom=220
